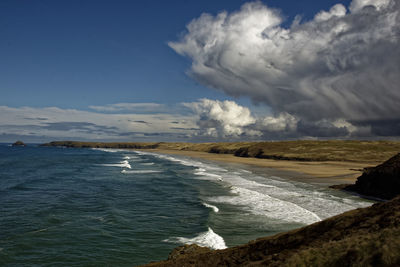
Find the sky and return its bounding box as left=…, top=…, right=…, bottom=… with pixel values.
left=1, top=0, right=399, bottom=142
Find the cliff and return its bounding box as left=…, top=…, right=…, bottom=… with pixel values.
left=143, top=196, right=400, bottom=266
left=344, top=153, right=400, bottom=200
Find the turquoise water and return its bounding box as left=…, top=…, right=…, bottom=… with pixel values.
left=0, top=145, right=373, bottom=266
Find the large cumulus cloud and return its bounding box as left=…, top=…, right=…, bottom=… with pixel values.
left=170, top=0, right=400, bottom=137
left=184, top=99, right=261, bottom=138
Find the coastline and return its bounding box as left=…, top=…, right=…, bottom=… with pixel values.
left=138, top=148, right=378, bottom=186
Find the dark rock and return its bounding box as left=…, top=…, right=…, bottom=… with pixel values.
left=11, top=141, right=26, bottom=147
left=345, top=153, right=400, bottom=200
left=329, top=184, right=350, bottom=190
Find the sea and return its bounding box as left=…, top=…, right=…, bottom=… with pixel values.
left=0, top=144, right=374, bottom=266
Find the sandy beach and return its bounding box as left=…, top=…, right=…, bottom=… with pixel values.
left=140, top=149, right=379, bottom=185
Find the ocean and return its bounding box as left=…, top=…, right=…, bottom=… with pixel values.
left=0, top=144, right=373, bottom=266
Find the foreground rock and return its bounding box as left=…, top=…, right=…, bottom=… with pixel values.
left=344, top=153, right=400, bottom=200
left=11, top=141, right=26, bottom=147
left=142, top=196, right=400, bottom=266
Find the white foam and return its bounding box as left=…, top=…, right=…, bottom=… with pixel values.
left=203, top=202, right=219, bottom=213
left=121, top=169, right=161, bottom=174
left=92, top=148, right=128, bottom=153
left=194, top=171, right=223, bottom=181
left=134, top=150, right=372, bottom=223
left=134, top=151, right=205, bottom=168
left=212, top=186, right=321, bottom=225
left=164, top=227, right=226, bottom=250
left=141, top=162, right=155, bottom=166
left=101, top=160, right=131, bottom=169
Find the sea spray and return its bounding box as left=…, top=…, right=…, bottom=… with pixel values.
left=202, top=202, right=219, bottom=213
left=164, top=227, right=227, bottom=250
left=101, top=159, right=131, bottom=169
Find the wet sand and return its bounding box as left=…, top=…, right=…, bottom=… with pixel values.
left=139, top=149, right=378, bottom=185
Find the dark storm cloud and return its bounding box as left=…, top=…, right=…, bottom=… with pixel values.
left=352, top=119, right=400, bottom=136
left=170, top=0, right=400, bottom=138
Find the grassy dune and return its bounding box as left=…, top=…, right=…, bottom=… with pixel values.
left=41, top=140, right=400, bottom=163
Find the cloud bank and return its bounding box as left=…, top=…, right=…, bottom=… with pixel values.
left=170, top=0, right=400, bottom=137
left=0, top=105, right=197, bottom=142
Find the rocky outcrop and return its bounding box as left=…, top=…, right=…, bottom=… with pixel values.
left=142, top=196, right=400, bottom=267
left=345, top=153, right=400, bottom=200
left=11, top=141, right=26, bottom=147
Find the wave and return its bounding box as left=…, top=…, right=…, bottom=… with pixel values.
left=202, top=202, right=219, bottom=213
left=134, top=151, right=205, bottom=168
left=140, top=162, right=154, bottom=166
left=124, top=155, right=139, bottom=160
left=194, top=170, right=223, bottom=181
left=91, top=148, right=129, bottom=153
left=212, top=186, right=321, bottom=225
left=164, top=227, right=226, bottom=250
left=101, top=160, right=131, bottom=169
left=134, top=150, right=372, bottom=223
left=121, top=169, right=161, bottom=174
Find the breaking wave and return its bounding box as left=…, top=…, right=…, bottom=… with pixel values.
left=164, top=227, right=226, bottom=250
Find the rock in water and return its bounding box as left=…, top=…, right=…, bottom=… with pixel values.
left=346, top=153, right=400, bottom=200
left=11, top=141, right=26, bottom=147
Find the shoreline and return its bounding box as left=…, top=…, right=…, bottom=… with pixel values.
left=138, top=149, right=378, bottom=186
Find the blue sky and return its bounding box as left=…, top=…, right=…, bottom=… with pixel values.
left=1, top=0, right=399, bottom=142
left=1, top=0, right=351, bottom=109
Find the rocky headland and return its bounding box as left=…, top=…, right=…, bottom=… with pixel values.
left=343, top=153, right=400, bottom=200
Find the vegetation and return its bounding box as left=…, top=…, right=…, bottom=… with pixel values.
left=41, top=140, right=400, bottom=163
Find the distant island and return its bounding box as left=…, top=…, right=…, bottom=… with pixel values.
left=12, top=140, right=26, bottom=147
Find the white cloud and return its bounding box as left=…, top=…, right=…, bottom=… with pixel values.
left=315, top=4, right=347, bottom=21
left=184, top=99, right=261, bottom=137
left=170, top=0, right=400, bottom=135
